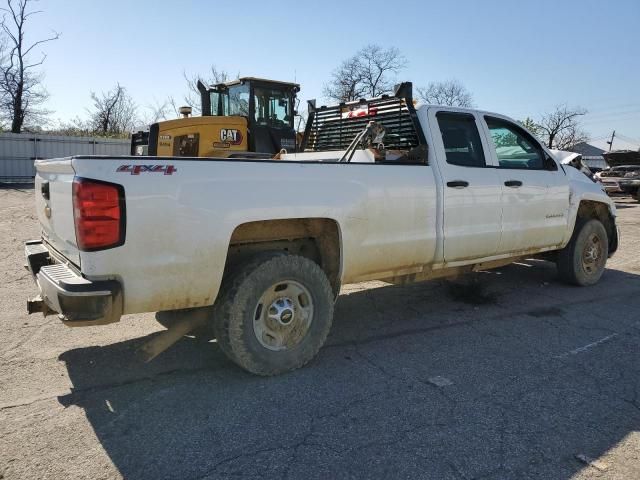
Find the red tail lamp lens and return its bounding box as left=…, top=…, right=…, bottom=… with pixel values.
left=72, top=178, right=124, bottom=250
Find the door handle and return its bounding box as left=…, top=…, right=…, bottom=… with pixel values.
left=504, top=180, right=523, bottom=187
left=447, top=180, right=469, bottom=188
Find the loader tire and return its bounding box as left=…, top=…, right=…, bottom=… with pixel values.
left=557, top=218, right=608, bottom=286
left=212, top=253, right=334, bottom=376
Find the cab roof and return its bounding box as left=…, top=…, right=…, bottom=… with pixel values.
left=213, top=77, right=300, bottom=90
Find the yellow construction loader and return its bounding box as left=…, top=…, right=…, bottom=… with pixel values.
left=131, top=77, right=300, bottom=158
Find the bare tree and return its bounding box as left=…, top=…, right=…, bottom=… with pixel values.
left=180, top=65, right=237, bottom=115
left=85, top=84, right=138, bottom=136
left=0, top=0, right=59, bottom=132
left=537, top=105, right=588, bottom=149
left=519, top=117, right=542, bottom=137
left=141, top=97, right=174, bottom=125
left=323, top=45, right=407, bottom=102
left=138, top=65, right=236, bottom=127
left=323, top=55, right=366, bottom=104
left=359, top=45, right=407, bottom=97
left=417, top=80, right=474, bottom=107
left=49, top=116, right=91, bottom=137
left=553, top=124, right=589, bottom=150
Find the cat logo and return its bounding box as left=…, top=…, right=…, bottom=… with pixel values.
left=220, top=129, right=243, bottom=145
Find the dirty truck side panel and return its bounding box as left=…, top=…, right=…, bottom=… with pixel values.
left=561, top=165, right=618, bottom=246
left=71, top=158, right=438, bottom=314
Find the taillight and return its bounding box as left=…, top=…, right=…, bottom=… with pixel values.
left=72, top=178, right=125, bottom=251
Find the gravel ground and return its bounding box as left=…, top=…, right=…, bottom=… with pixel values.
left=1, top=185, right=639, bottom=480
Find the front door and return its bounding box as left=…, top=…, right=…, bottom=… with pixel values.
left=481, top=116, right=570, bottom=253
left=431, top=110, right=503, bottom=263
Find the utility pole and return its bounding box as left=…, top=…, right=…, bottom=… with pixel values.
left=606, top=130, right=616, bottom=151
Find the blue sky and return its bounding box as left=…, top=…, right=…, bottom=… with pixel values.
left=26, top=0, right=640, bottom=150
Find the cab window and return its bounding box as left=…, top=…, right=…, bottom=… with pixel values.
left=436, top=112, right=486, bottom=167
left=209, top=90, right=222, bottom=116
left=485, top=117, right=544, bottom=169
left=253, top=87, right=292, bottom=128
left=224, top=84, right=250, bottom=117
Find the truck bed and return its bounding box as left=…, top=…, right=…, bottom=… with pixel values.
left=34, top=154, right=439, bottom=315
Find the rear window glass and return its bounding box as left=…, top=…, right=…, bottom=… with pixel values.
left=436, top=112, right=486, bottom=167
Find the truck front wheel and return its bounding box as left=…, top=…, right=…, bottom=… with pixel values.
left=212, top=254, right=334, bottom=375
left=557, top=218, right=608, bottom=286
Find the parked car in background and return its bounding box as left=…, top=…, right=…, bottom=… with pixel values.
left=618, top=169, right=640, bottom=201
left=596, top=166, right=640, bottom=194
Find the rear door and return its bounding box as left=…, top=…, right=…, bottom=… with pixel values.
left=430, top=109, right=503, bottom=262
left=481, top=116, right=570, bottom=252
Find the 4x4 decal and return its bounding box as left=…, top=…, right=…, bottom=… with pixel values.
left=117, top=165, right=177, bottom=175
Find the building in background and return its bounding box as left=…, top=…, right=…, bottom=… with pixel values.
left=569, top=142, right=607, bottom=170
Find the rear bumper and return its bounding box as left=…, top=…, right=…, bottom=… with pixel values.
left=25, top=240, right=122, bottom=326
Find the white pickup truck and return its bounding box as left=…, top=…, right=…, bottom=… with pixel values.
left=26, top=84, right=618, bottom=375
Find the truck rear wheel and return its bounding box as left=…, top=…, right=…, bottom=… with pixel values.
left=212, top=254, right=334, bottom=375
left=557, top=218, right=608, bottom=286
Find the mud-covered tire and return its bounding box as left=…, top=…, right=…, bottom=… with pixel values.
left=557, top=218, right=608, bottom=286
left=212, top=254, right=334, bottom=376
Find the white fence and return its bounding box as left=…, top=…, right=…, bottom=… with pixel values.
left=0, top=133, right=130, bottom=180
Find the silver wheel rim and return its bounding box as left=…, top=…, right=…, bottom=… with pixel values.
left=253, top=280, right=314, bottom=351
left=581, top=232, right=603, bottom=276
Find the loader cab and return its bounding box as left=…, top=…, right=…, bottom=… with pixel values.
left=199, top=77, right=300, bottom=153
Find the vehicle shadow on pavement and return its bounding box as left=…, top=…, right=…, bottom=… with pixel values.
left=57, top=261, right=640, bottom=480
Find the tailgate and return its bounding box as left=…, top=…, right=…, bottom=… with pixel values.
left=34, top=158, right=81, bottom=266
